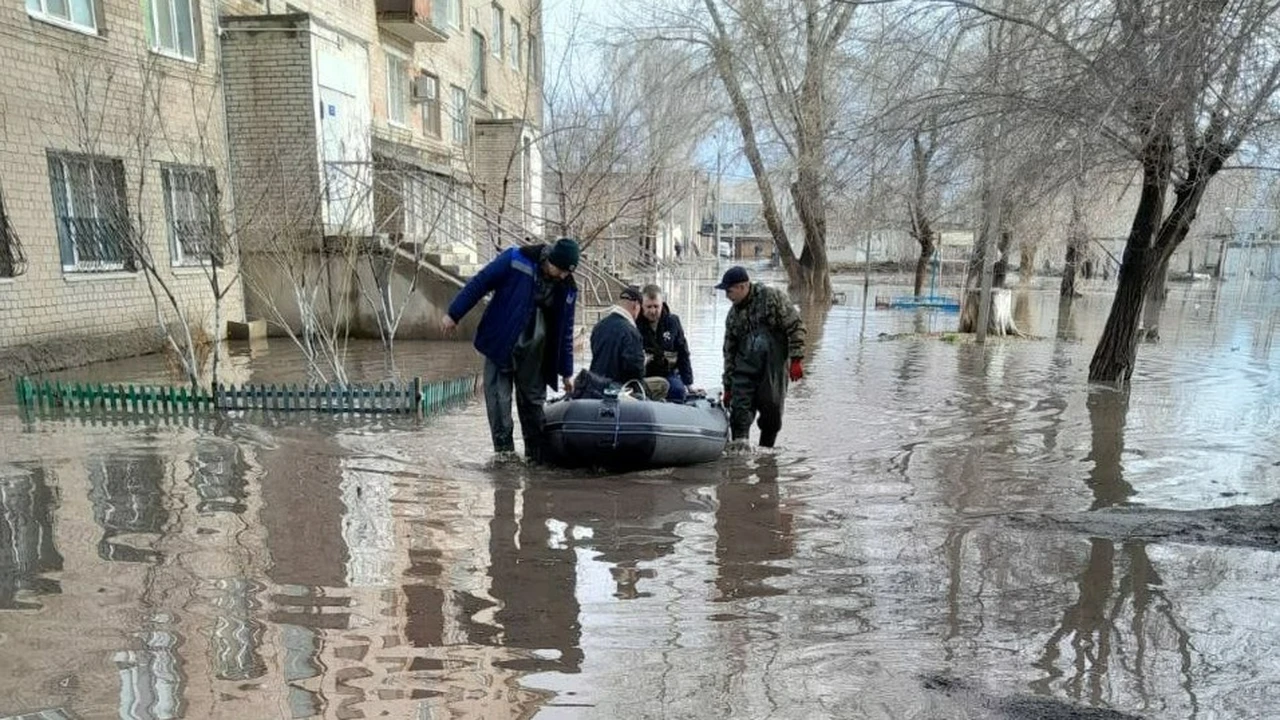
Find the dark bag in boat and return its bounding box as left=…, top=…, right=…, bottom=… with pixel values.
left=570, top=369, right=621, bottom=400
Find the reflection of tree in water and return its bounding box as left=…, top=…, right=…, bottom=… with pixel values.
left=1084, top=390, right=1136, bottom=511
left=891, top=334, right=929, bottom=405
left=1056, top=297, right=1080, bottom=341
left=88, top=454, right=168, bottom=563
left=1013, top=291, right=1033, bottom=332
left=1026, top=343, right=1073, bottom=456
left=1031, top=390, right=1197, bottom=713
left=0, top=465, right=64, bottom=610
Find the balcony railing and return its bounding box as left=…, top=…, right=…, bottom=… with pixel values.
left=376, top=0, right=448, bottom=43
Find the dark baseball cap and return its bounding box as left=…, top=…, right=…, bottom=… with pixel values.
left=620, top=285, right=642, bottom=302
left=715, top=266, right=750, bottom=289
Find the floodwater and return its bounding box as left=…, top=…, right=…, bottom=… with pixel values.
left=3, top=265, right=1280, bottom=719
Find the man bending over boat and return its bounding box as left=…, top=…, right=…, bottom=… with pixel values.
left=638, top=284, right=694, bottom=401
left=589, top=286, right=669, bottom=400
left=442, top=237, right=580, bottom=463
left=717, top=266, right=806, bottom=448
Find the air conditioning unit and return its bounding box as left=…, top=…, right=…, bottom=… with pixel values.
left=411, top=74, right=435, bottom=103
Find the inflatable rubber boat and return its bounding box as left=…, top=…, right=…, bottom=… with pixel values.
left=543, top=389, right=730, bottom=470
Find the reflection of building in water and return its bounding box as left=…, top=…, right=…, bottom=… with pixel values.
left=0, top=427, right=281, bottom=719
left=255, top=433, right=558, bottom=719
left=4, top=423, right=731, bottom=719
left=187, top=438, right=250, bottom=515
left=0, top=465, right=64, bottom=610
left=113, top=619, right=184, bottom=720
left=209, top=577, right=267, bottom=682
left=87, top=454, right=167, bottom=563
left=340, top=467, right=396, bottom=588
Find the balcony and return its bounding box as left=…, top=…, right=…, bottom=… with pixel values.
left=376, top=0, right=448, bottom=43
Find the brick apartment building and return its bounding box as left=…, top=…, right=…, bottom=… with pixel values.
left=0, top=0, right=546, bottom=369
left=219, top=0, right=546, bottom=334
left=0, top=0, right=245, bottom=370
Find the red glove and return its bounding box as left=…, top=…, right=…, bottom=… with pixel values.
left=789, top=358, right=804, bottom=382
left=721, top=389, right=731, bottom=406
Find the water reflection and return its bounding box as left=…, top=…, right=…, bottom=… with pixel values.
left=714, top=456, right=794, bottom=602
left=208, top=577, right=267, bottom=681
left=88, top=454, right=167, bottom=564
left=488, top=482, right=584, bottom=674
left=1086, top=389, right=1136, bottom=510
left=0, top=466, right=64, bottom=609
left=186, top=437, right=248, bottom=515
left=113, top=614, right=185, bottom=720
left=2, top=274, right=1280, bottom=719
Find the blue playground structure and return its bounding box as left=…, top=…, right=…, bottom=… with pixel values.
left=874, top=256, right=961, bottom=312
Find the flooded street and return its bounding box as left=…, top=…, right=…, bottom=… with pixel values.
left=3, top=267, right=1280, bottom=719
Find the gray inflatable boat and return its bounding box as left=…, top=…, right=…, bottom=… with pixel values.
left=543, top=392, right=730, bottom=470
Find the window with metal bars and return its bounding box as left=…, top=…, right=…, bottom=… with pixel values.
left=0, top=184, right=28, bottom=278
left=161, top=164, right=221, bottom=266
left=46, top=151, right=135, bottom=273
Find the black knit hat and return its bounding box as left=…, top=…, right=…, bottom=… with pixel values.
left=547, top=237, right=580, bottom=272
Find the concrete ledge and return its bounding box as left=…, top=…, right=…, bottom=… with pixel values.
left=227, top=319, right=268, bottom=340
left=0, top=327, right=168, bottom=381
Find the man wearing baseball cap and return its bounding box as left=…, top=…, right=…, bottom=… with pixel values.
left=442, top=237, right=580, bottom=462
left=716, top=265, right=806, bottom=448
left=586, top=285, right=670, bottom=400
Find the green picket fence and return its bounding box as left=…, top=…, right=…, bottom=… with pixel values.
left=14, top=373, right=482, bottom=416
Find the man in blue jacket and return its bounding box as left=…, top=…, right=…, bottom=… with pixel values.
left=637, top=284, right=694, bottom=401
left=442, top=238, right=580, bottom=462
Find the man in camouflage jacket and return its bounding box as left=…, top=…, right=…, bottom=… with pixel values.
left=716, top=266, right=806, bottom=447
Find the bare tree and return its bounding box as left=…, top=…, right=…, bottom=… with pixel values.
left=946, top=0, right=1280, bottom=382
left=541, top=33, right=713, bottom=259
left=629, top=0, right=859, bottom=302
left=56, top=55, right=243, bottom=392
left=238, top=147, right=362, bottom=386
left=855, top=9, right=974, bottom=297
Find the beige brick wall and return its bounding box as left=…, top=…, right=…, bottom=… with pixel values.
left=220, top=14, right=323, bottom=248
left=0, top=0, right=245, bottom=350
left=471, top=118, right=526, bottom=242
left=367, top=0, right=543, bottom=171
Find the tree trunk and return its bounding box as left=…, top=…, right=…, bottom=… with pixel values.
left=1019, top=244, right=1037, bottom=283
left=913, top=239, right=935, bottom=297
left=1088, top=129, right=1174, bottom=384
left=1088, top=246, right=1151, bottom=384
left=789, top=169, right=833, bottom=304
left=960, top=288, right=1018, bottom=335
left=1140, top=254, right=1171, bottom=341
left=1062, top=173, right=1088, bottom=298
left=992, top=228, right=1013, bottom=288
left=1061, top=241, right=1081, bottom=298
left=908, top=128, right=938, bottom=298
